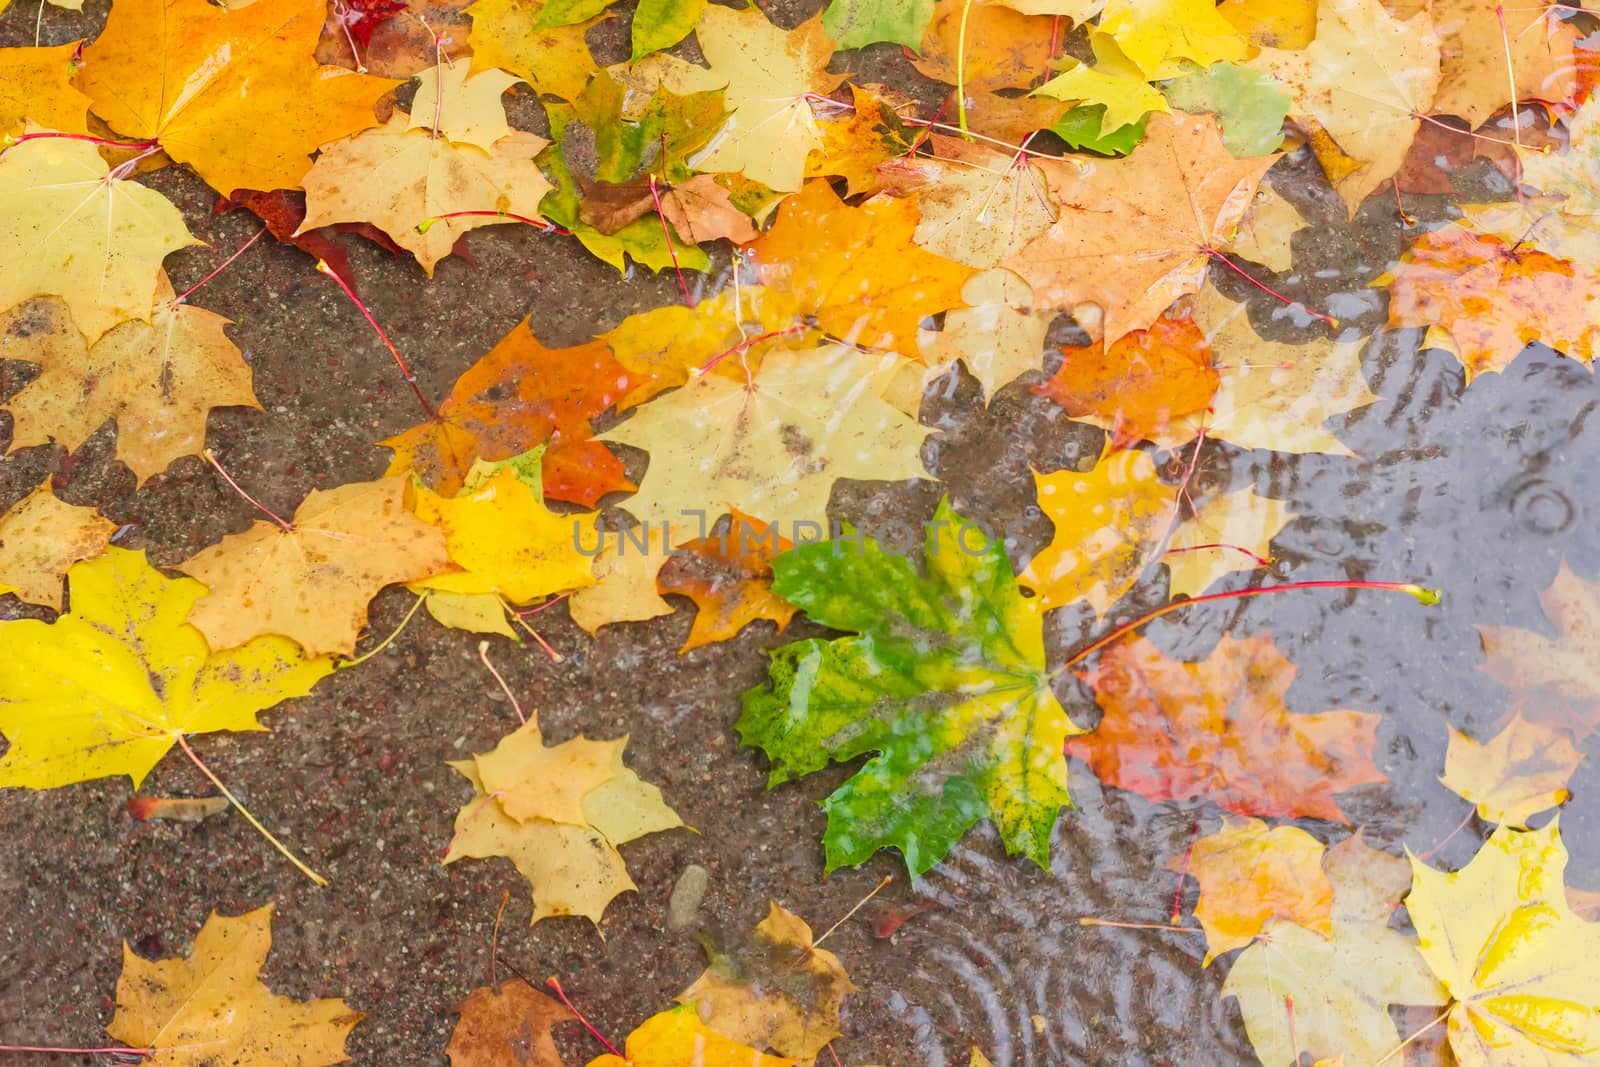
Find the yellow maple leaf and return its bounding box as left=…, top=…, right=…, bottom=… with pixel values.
left=597, top=344, right=931, bottom=532
left=1164, top=487, right=1292, bottom=598
left=0, top=133, right=198, bottom=346
left=406, top=62, right=523, bottom=150
left=0, top=548, right=333, bottom=790
left=176, top=477, right=451, bottom=658
left=1033, top=37, right=1171, bottom=135
left=686, top=7, right=842, bottom=192
left=1478, top=562, right=1600, bottom=738
left=678, top=901, right=858, bottom=1058
left=1096, top=0, right=1248, bottom=79
left=1021, top=449, right=1177, bottom=615
left=106, top=905, right=362, bottom=1065
left=78, top=0, right=398, bottom=194
left=1408, top=819, right=1600, bottom=1066
left=444, top=716, right=684, bottom=925
left=0, top=44, right=91, bottom=139
left=298, top=115, right=552, bottom=276
left=0, top=478, right=116, bottom=610
left=1439, top=713, right=1585, bottom=828
left=566, top=527, right=677, bottom=635
left=915, top=270, right=1052, bottom=406
left=1, top=274, right=260, bottom=484
left=466, top=0, right=600, bottom=104
left=584, top=1005, right=802, bottom=1067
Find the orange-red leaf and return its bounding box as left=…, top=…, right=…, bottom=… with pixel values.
left=382, top=320, right=639, bottom=505
left=1067, top=634, right=1386, bottom=821
left=657, top=512, right=797, bottom=651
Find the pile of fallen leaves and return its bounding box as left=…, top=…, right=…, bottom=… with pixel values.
left=2, top=0, right=1599, bottom=1062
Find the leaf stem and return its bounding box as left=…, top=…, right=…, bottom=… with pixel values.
left=546, top=977, right=623, bottom=1057
left=175, top=734, right=328, bottom=886
left=172, top=226, right=268, bottom=306
left=955, top=0, right=974, bottom=138
left=203, top=448, right=293, bottom=531
left=648, top=175, right=696, bottom=308
left=1057, top=580, right=1441, bottom=674
left=0, top=1043, right=152, bottom=1056
left=421, top=209, right=569, bottom=235
left=314, top=260, right=437, bottom=420
left=478, top=640, right=526, bottom=724
left=340, top=592, right=427, bottom=668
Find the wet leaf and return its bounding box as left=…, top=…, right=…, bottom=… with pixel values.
left=176, top=477, right=450, bottom=657
left=1067, top=634, right=1387, bottom=821
left=822, top=0, right=934, bottom=50
left=1433, top=0, right=1578, bottom=127
left=0, top=44, right=91, bottom=139
left=444, top=715, right=684, bottom=925
left=79, top=0, right=398, bottom=195
left=107, top=905, right=362, bottom=1066
left=1179, top=816, right=1333, bottom=964
left=678, top=901, right=858, bottom=1058
left=567, top=526, right=677, bottom=634
left=913, top=0, right=1057, bottom=94
left=1439, top=713, right=1584, bottom=828
left=465, top=0, right=600, bottom=103
left=1161, top=61, right=1290, bottom=157
left=0, top=548, right=333, bottom=789
left=917, top=269, right=1053, bottom=405
left=739, top=499, right=1078, bottom=875
left=0, top=479, right=116, bottom=611
left=447, top=980, right=573, bottom=1066
left=1407, top=819, right=1600, bottom=1066
left=1478, top=563, right=1600, bottom=739
left=805, top=84, right=917, bottom=197
left=583, top=1005, right=801, bottom=1067
left=1163, top=487, right=1292, bottom=598
left=656, top=513, right=797, bottom=652
left=1095, top=0, right=1248, bottom=79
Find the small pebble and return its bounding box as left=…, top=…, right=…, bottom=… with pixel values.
left=667, top=864, right=711, bottom=931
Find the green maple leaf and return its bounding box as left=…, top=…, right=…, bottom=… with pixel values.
left=738, top=499, right=1078, bottom=875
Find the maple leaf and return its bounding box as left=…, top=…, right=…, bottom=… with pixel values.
left=1217, top=0, right=1316, bottom=49
left=1223, top=835, right=1448, bottom=1067
left=1222, top=187, right=1307, bottom=273
left=444, top=716, right=684, bottom=925
left=822, top=0, right=933, bottom=50
left=1, top=275, right=260, bottom=485
left=383, top=320, right=639, bottom=505
left=1179, top=817, right=1332, bottom=965
left=1407, top=819, right=1600, bottom=1066
left=446, top=979, right=573, bottom=1066
left=406, top=62, right=524, bottom=151
left=740, top=499, right=1078, bottom=875
left=1522, top=96, right=1600, bottom=216
left=598, top=344, right=930, bottom=532
left=1383, top=221, right=1600, bottom=380
left=686, top=7, right=843, bottom=192
left=805, top=84, right=916, bottom=198
left=917, top=269, right=1053, bottom=404
left=657, top=513, right=796, bottom=652
left=1002, top=111, right=1277, bottom=344
left=585, top=1005, right=802, bottom=1067
left=0, top=133, right=198, bottom=346
left=0, top=43, right=91, bottom=139
left=1036, top=314, right=1218, bottom=449
left=1439, top=713, right=1585, bottom=828
left=0, top=479, right=116, bottom=610
left=0, top=548, right=332, bottom=790
left=1067, top=634, right=1387, bottom=821
left=1162, top=487, right=1292, bottom=599
left=567, top=526, right=677, bottom=634
left=746, top=180, right=977, bottom=360
left=1033, top=41, right=1171, bottom=140
left=1021, top=449, right=1178, bottom=615
left=678, top=901, right=858, bottom=1059
left=465, top=0, right=600, bottom=103
left=79, top=0, right=397, bottom=195
left=298, top=110, right=552, bottom=276
left=913, top=0, right=1056, bottom=94
left=106, top=905, right=362, bottom=1066
left=1433, top=0, right=1577, bottom=128
left=176, top=477, right=450, bottom=657
left=1094, top=0, right=1248, bottom=79
left=1161, top=62, right=1291, bottom=158
left=1479, top=563, right=1600, bottom=739
left=875, top=135, right=1057, bottom=270
left=631, top=0, right=708, bottom=60
left=1247, top=0, right=1442, bottom=217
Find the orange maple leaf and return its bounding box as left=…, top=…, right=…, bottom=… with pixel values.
left=744, top=179, right=977, bottom=361
left=382, top=319, right=640, bottom=505
left=657, top=512, right=797, bottom=651
left=1384, top=223, right=1600, bottom=381
left=1036, top=315, right=1219, bottom=449
left=79, top=0, right=398, bottom=195
left=1067, top=634, right=1386, bottom=821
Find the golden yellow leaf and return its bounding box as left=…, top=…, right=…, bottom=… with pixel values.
left=1, top=275, right=260, bottom=484
left=0, top=548, right=333, bottom=790
left=445, top=716, right=684, bottom=925
left=1440, top=713, right=1585, bottom=828
left=1248, top=0, right=1441, bottom=216
left=1180, top=816, right=1332, bottom=964
left=0, top=133, right=198, bottom=346
left=583, top=1006, right=802, bottom=1067
left=298, top=115, right=552, bottom=276
left=177, top=477, right=450, bottom=657
left=0, top=479, right=116, bottom=610
left=79, top=0, right=398, bottom=195
left=0, top=44, right=91, bottom=139
left=1432, top=0, right=1577, bottom=127
left=1021, top=449, right=1178, bottom=615
left=1165, top=487, right=1292, bottom=598
left=466, top=0, right=600, bottom=104
left=107, top=905, right=362, bottom=1066
left=678, top=901, right=858, bottom=1058
left=1218, top=0, right=1317, bottom=50
left=1408, top=819, right=1600, bottom=1067
left=686, top=7, right=842, bottom=192
left=1095, top=0, right=1249, bottom=79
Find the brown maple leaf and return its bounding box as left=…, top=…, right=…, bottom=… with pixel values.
left=382, top=319, right=640, bottom=504
left=445, top=979, right=573, bottom=1066
left=1067, top=634, right=1387, bottom=821
left=1003, top=111, right=1278, bottom=344
left=656, top=512, right=797, bottom=651
left=177, top=476, right=450, bottom=657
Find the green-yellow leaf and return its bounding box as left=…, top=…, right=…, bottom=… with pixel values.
left=632, top=0, right=707, bottom=60
left=0, top=548, right=333, bottom=790
left=821, top=0, right=935, bottom=51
